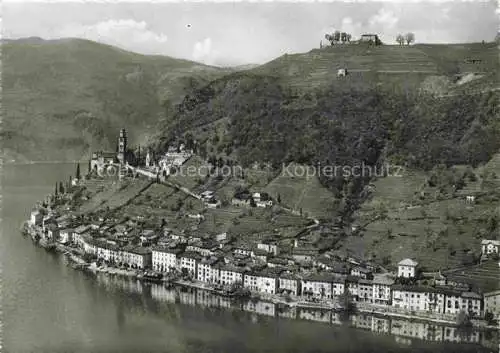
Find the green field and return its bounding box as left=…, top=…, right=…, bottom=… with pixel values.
left=263, top=163, right=338, bottom=218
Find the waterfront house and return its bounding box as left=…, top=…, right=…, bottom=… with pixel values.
left=59, top=228, right=74, bottom=244
left=152, top=247, right=183, bottom=273
left=346, top=276, right=360, bottom=298
left=82, top=235, right=98, bottom=255
left=179, top=251, right=201, bottom=278
left=481, top=239, right=500, bottom=256
left=484, top=289, right=500, bottom=320
left=73, top=225, right=91, bottom=247
left=243, top=271, right=259, bottom=292
left=358, top=279, right=374, bottom=302
left=95, top=240, right=120, bottom=263
left=197, top=257, right=221, bottom=284
left=301, top=273, right=335, bottom=299
left=392, top=285, right=445, bottom=313
left=372, top=274, right=395, bottom=305
left=441, top=288, right=482, bottom=317
left=255, top=268, right=283, bottom=295
left=332, top=276, right=346, bottom=296
left=219, top=264, right=246, bottom=286
left=30, top=209, right=43, bottom=226
left=397, top=258, right=419, bottom=278
left=278, top=272, right=300, bottom=296
left=120, top=246, right=152, bottom=269
left=47, top=224, right=60, bottom=241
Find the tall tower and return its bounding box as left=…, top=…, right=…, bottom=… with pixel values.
left=117, top=128, right=127, bottom=165
left=117, top=128, right=127, bottom=180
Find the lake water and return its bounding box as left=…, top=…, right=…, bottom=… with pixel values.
left=1, top=164, right=497, bottom=353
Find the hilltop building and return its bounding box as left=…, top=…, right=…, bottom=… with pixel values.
left=481, top=239, right=500, bottom=256
left=397, top=258, right=419, bottom=278
left=359, top=34, right=381, bottom=45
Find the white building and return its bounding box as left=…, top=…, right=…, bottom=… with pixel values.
left=301, top=274, right=334, bottom=299
left=372, top=274, right=395, bottom=305
left=397, top=258, right=419, bottom=278
left=481, top=239, right=500, bottom=256
left=219, top=265, right=245, bottom=286
left=30, top=210, right=43, bottom=226
left=443, top=291, right=482, bottom=317
left=255, top=268, right=281, bottom=295
left=119, top=246, right=152, bottom=269
left=392, top=286, right=445, bottom=313
left=59, top=228, right=74, bottom=244
left=152, top=247, right=183, bottom=273
left=179, top=251, right=201, bottom=277
left=278, top=273, right=300, bottom=296
left=197, top=257, right=221, bottom=284
left=95, top=241, right=120, bottom=262
left=484, top=290, right=500, bottom=320
left=257, top=241, right=279, bottom=256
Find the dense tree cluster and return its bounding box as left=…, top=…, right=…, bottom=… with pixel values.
left=157, top=73, right=500, bottom=219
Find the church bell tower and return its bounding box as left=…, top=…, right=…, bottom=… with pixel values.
left=117, top=128, right=127, bottom=165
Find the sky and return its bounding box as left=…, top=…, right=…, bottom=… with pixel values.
left=2, top=1, right=499, bottom=67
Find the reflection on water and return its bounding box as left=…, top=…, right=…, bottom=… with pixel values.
left=93, top=271, right=500, bottom=352
left=2, top=164, right=499, bottom=353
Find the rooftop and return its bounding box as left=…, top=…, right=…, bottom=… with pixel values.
left=398, top=258, right=419, bottom=267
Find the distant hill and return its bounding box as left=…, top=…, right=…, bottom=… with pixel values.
left=1, top=38, right=231, bottom=162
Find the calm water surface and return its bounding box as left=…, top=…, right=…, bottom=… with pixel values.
left=1, top=164, right=494, bottom=353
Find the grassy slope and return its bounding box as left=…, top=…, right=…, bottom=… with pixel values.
left=2, top=38, right=229, bottom=162
left=252, top=43, right=498, bottom=93
left=343, top=153, right=500, bottom=271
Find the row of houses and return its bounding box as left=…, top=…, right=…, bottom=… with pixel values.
left=30, top=209, right=500, bottom=320
left=149, top=245, right=493, bottom=318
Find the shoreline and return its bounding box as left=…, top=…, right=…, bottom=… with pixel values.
left=22, top=221, right=496, bottom=329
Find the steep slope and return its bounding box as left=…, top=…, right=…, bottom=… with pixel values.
left=1, top=38, right=230, bottom=162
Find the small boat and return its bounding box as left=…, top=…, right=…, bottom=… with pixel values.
left=142, top=272, right=163, bottom=283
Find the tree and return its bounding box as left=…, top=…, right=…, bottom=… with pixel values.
left=396, top=34, right=405, bottom=46
left=76, top=163, right=81, bottom=180
left=59, top=182, right=65, bottom=195
left=54, top=183, right=58, bottom=197
left=250, top=197, right=257, bottom=208
left=333, top=31, right=341, bottom=42
left=405, top=32, right=415, bottom=45
left=277, top=193, right=282, bottom=204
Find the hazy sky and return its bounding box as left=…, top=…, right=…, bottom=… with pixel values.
left=3, top=1, right=499, bottom=66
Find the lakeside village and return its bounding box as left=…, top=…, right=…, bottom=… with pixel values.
left=23, top=129, right=500, bottom=331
